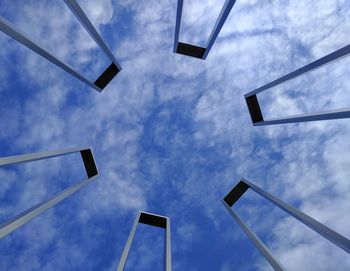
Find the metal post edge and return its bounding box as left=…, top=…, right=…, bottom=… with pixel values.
left=173, top=0, right=183, bottom=52
left=203, top=0, right=237, bottom=59
left=63, top=0, right=122, bottom=70
left=116, top=212, right=141, bottom=271
left=0, top=147, right=98, bottom=239
left=242, top=179, right=350, bottom=253
left=244, top=44, right=350, bottom=125
left=222, top=200, right=285, bottom=271
left=0, top=146, right=90, bottom=167
left=116, top=211, right=172, bottom=271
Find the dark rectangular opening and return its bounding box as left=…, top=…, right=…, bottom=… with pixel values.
left=176, top=42, right=206, bottom=59
left=94, top=63, right=120, bottom=90
left=139, top=212, right=167, bottom=228
left=224, top=181, right=250, bottom=207
left=80, top=149, right=98, bottom=178
left=245, top=95, right=264, bottom=124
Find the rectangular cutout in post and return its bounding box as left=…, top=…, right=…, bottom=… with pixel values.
left=173, top=0, right=237, bottom=59
left=245, top=95, right=264, bottom=124
left=139, top=212, right=167, bottom=228
left=0, top=0, right=122, bottom=92
left=176, top=42, right=206, bottom=59
left=116, top=211, right=172, bottom=271
left=0, top=146, right=98, bottom=239
left=223, top=179, right=350, bottom=270
left=94, top=63, right=121, bottom=90
left=244, top=44, right=350, bottom=126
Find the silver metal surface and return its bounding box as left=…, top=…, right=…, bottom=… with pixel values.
left=0, top=147, right=87, bottom=166
left=0, top=17, right=101, bottom=91
left=243, top=178, right=350, bottom=253
left=116, top=212, right=141, bottom=271
left=222, top=201, right=285, bottom=271
left=165, top=218, right=172, bottom=271
left=116, top=211, right=172, bottom=271
left=223, top=179, right=350, bottom=270
left=245, top=45, right=350, bottom=97
left=0, top=175, right=97, bottom=239
left=203, top=0, right=237, bottom=59
left=244, top=44, right=350, bottom=125
left=0, top=0, right=122, bottom=91
left=254, top=108, right=350, bottom=126
left=63, top=0, right=121, bottom=70
left=173, top=0, right=183, bottom=53
left=0, top=147, right=98, bottom=239
left=173, top=0, right=236, bottom=59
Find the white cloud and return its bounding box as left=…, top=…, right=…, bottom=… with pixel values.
left=1, top=0, right=350, bottom=270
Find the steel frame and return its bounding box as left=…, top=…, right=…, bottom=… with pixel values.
left=223, top=179, right=350, bottom=270
left=116, top=211, right=172, bottom=271
left=173, top=0, right=237, bottom=59
left=244, top=44, right=350, bottom=126
left=0, top=146, right=98, bottom=239
left=0, top=0, right=122, bottom=92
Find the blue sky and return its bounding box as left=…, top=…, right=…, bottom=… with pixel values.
left=0, top=0, right=350, bottom=270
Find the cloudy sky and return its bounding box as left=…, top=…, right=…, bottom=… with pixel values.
left=0, top=0, right=349, bottom=270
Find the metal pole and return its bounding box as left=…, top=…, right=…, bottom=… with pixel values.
left=165, top=218, right=172, bottom=271
left=0, top=147, right=88, bottom=167
left=243, top=179, right=350, bottom=253
left=245, top=44, right=350, bottom=97
left=116, top=213, right=141, bottom=271
left=173, top=0, right=183, bottom=52
left=244, top=44, right=350, bottom=125
left=0, top=17, right=101, bottom=92
left=116, top=212, right=172, bottom=271
left=223, top=201, right=285, bottom=271
left=0, top=147, right=98, bottom=239
left=203, top=0, right=236, bottom=59
left=63, top=0, right=122, bottom=70
left=0, top=175, right=98, bottom=239
left=173, top=0, right=236, bottom=59
left=254, top=108, right=350, bottom=126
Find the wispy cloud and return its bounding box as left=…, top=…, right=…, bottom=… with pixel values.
left=0, top=0, right=349, bottom=270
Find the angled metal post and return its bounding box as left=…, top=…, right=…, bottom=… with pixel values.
left=173, top=0, right=183, bottom=53
left=0, top=147, right=98, bottom=239
left=116, top=212, right=141, bottom=271
left=203, top=0, right=237, bottom=59
left=0, top=0, right=122, bottom=92
left=63, top=0, right=122, bottom=90
left=222, top=200, right=285, bottom=271
left=244, top=44, right=350, bottom=125
left=173, top=0, right=236, bottom=59
left=241, top=178, right=350, bottom=253
left=223, top=179, right=350, bottom=270
left=116, top=211, right=172, bottom=271
left=165, top=218, right=172, bottom=271
left=63, top=0, right=121, bottom=70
